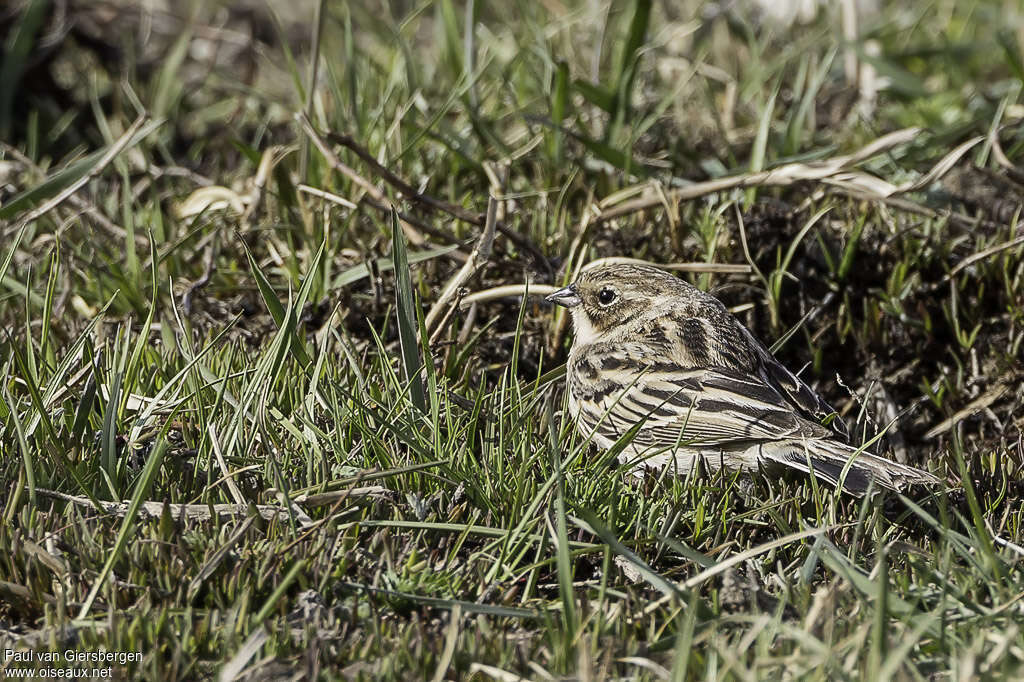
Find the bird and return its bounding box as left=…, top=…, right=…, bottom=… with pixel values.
left=545, top=262, right=939, bottom=495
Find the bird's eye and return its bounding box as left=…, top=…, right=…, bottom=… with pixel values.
left=597, top=287, right=617, bottom=306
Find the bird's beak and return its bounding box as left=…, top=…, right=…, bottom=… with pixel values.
left=545, top=283, right=581, bottom=308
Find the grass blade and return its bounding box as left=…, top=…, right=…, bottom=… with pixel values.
left=77, top=437, right=170, bottom=618
left=0, top=0, right=49, bottom=138
left=391, top=208, right=426, bottom=413
left=0, top=118, right=163, bottom=221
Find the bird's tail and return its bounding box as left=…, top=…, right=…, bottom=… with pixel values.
left=762, top=439, right=940, bottom=495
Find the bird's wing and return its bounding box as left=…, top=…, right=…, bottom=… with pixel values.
left=575, top=364, right=833, bottom=450
left=743, top=328, right=850, bottom=441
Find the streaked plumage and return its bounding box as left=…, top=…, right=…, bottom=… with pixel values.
left=546, top=263, right=938, bottom=495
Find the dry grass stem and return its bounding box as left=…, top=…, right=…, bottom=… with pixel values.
left=426, top=195, right=499, bottom=333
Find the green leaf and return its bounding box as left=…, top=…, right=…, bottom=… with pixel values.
left=77, top=438, right=170, bottom=618
left=611, top=0, right=653, bottom=124
left=151, top=24, right=193, bottom=119
left=553, top=435, right=577, bottom=640
left=240, top=237, right=287, bottom=327
left=549, top=60, right=570, bottom=163
left=784, top=48, right=836, bottom=155
left=838, top=213, right=867, bottom=282
left=997, top=29, right=1024, bottom=83
left=337, top=581, right=537, bottom=619
left=575, top=509, right=684, bottom=601
left=573, top=131, right=633, bottom=173
left=573, top=78, right=615, bottom=113
left=0, top=385, right=35, bottom=508
left=853, top=47, right=928, bottom=98
left=333, top=245, right=461, bottom=289
left=745, top=79, right=779, bottom=206
left=392, top=209, right=426, bottom=413
left=0, top=0, right=50, bottom=138
left=670, top=592, right=700, bottom=681
left=99, top=368, right=123, bottom=495
left=238, top=235, right=315, bottom=368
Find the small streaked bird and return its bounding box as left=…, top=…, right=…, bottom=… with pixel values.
left=546, top=263, right=939, bottom=495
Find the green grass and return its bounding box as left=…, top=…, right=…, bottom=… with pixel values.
left=2, top=0, right=1024, bottom=679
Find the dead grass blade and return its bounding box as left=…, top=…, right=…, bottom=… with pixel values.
left=585, top=128, right=988, bottom=227
left=593, top=128, right=918, bottom=221
left=34, top=487, right=315, bottom=527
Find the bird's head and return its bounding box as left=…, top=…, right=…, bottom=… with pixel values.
left=546, top=263, right=694, bottom=345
